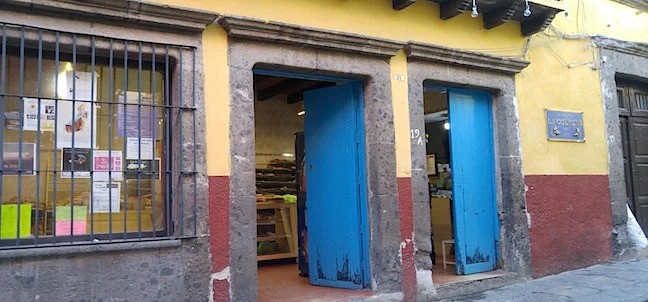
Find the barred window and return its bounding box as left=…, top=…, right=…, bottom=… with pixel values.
left=0, top=23, right=198, bottom=248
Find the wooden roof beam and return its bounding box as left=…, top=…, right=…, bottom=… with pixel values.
left=286, top=82, right=336, bottom=104
left=483, top=0, right=521, bottom=29
left=521, top=10, right=557, bottom=36
left=256, top=79, right=297, bottom=101
left=257, top=79, right=331, bottom=102
left=393, top=0, right=416, bottom=10
left=438, top=0, right=472, bottom=20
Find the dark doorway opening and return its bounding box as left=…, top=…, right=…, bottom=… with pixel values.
left=253, top=71, right=371, bottom=301
left=424, top=84, right=503, bottom=285
left=616, top=78, right=648, bottom=233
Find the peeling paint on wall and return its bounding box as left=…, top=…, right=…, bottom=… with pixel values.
left=466, top=248, right=490, bottom=265
left=212, top=267, right=230, bottom=281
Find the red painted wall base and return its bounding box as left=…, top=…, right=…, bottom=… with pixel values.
left=526, top=175, right=613, bottom=278
left=397, top=177, right=416, bottom=301
left=209, top=176, right=230, bottom=302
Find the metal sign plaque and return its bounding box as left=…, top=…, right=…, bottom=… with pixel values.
left=546, top=110, right=585, bottom=142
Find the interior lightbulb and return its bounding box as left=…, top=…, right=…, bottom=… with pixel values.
left=523, top=0, right=532, bottom=17
left=444, top=122, right=450, bottom=130
left=471, top=0, right=478, bottom=18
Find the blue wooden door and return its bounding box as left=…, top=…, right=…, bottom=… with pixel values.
left=448, top=88, right=498, bottom=275
left=303, top=82, right=368, bottom=289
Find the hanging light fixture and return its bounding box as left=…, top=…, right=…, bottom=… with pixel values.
left=471, top=0, right=479, bottom=18
left=297, top=102, right=305, bottom=116
left=523, top=0, right=532, bottom=17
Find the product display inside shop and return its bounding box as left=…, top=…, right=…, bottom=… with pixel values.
left=1, top=49, right=169, bottom=242
left=424, top=87, right=457, bottom=281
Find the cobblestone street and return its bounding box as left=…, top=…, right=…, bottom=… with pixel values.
left=445, top=258, right=648, bottom=302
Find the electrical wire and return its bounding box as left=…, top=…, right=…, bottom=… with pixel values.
left=532, top=0, right=599, bottom=70
left=540, top=33, right=599, bottom=69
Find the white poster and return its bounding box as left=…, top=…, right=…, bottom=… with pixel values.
left=93, top=150, right=123, bottom=181
left=23, top=98, right=56, bottom=132
left=91, top=182, right=121, bottom=213
left=126, top=137, right=154, bottom=160
left=65, top=71, right=97, bottom=102
left=56, top=100, right=96, bottom=149
left=56, top=71, right=98, bottom=149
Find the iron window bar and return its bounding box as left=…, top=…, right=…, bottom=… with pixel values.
left=0, top=22, right=199, bottom=249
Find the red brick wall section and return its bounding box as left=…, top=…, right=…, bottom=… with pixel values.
left=209, top=176, right=230, bottom=302
left=526, top=175, right=613, bottom=278
left=397, top=177, right=416, bottom=302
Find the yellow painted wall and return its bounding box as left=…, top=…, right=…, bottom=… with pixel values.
left=516, top=0, right=648, bottom=175
left=152, top=0, right=531, bottom=177
left=155, top=0, right=527, bottom=57
left=390, top=51, right=411, bottom=178
left=156, top=0, right=647, bottom=177
left=551, top=0, right=648, bottom=44
left=201, top=25, right=230, bottom=176
left=516, top=38, right=606, bottom=175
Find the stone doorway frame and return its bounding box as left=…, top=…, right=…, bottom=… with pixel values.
left=219, top=16, right=407, bottom=301
left=595, top=37, right=648, bottom=258
left=403, top=42, right=532, bottom=299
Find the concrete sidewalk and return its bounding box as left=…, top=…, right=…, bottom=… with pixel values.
left=444, top=257, right=648, bottom=302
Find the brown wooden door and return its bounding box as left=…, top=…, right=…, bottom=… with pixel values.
left=629, top=117, right=648, bottom=232
left=620, top=117, right=634, bottom=212
left=619, top=80, right=648, bottom=233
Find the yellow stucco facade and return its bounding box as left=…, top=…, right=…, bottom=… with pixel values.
left=517, top=0, right=648, bottom=175
left=201, top=25, right=231, bottom=176
left=151, top=0, right=529, bottom=177
left=390, top=51, right=411, bottom=178
left=149, top=0, right=648, bottom=178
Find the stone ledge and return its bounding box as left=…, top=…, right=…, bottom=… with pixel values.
left=404, top=42, right=530, bottom=75
left=0, top=239, right=182, bottom=259
left=432, top=271, right=522, bottom=300
left=594, top=36, right=648, bottom=59
left=0, top=0, right=218, bottom=33
left=218, top=15, right=406, bottom=58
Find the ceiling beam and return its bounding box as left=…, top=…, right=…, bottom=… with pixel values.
left=257, top=78, right=334, bottom=102
left=393, top=0, right=416, bottom=10
left=286, top=82, right=336, bottom=104
left=439, top=0, right=472, bottom=20
left=483, top=0, right=521, bottom=29
left=521, top=10, right=557, bottom=36
left=256, top=79, right=297, bottom=101
left=254, top=75, right=285, bottom=92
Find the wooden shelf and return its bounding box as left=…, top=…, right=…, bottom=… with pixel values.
left=258, top=234, right=292, bottom=242
left=257, top=252, right=297, bottom=261
left=256, top=202, right=297, bottom=261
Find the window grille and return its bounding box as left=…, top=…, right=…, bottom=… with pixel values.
left=635, top=92, right=648, bottom=111
left=0, top=22, right=199, bottom=249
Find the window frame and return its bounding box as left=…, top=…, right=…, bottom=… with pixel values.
left=0, top=22, right=200, bottom=249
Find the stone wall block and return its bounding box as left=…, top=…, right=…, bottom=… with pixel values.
left=366, top=142, right=398, bottom=196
